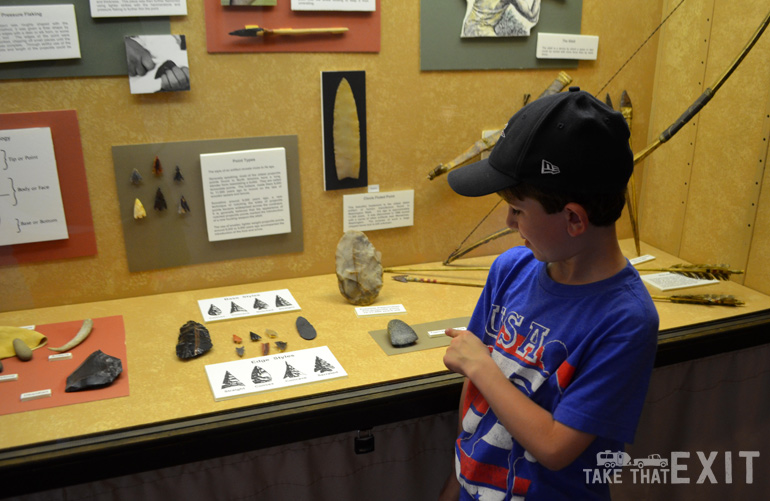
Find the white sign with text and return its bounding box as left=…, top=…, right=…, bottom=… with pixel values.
left=536, top=33, right=599, bottom=60
left=205, top=346, right=347, bottom=401
left=343, top=189, right=413, bottom=232
left=200, top=147, right=291, bottom=242
left=291, top=0, right=375, bottom=11
left=0, top=5, right=80, bottom=63
left=0, top=127, right=69, bottom=246
left=89, top=0, right=187, bottom=18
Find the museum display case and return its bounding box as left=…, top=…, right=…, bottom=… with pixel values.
left=1, top=0, right=769, bottom=498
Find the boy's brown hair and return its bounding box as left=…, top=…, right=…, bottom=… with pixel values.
left=498, top=184, right=627, bottom=227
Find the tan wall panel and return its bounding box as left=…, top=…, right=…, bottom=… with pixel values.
left=1, top=0, right=663, bottom=312
left=744, top=89, right=770, bottom=294
left=679, top=1, right=770, bottom=282
left=638, top=0, right=714, bottom=255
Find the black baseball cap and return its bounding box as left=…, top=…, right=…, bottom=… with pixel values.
left=448, top=87, right=633, bottom=197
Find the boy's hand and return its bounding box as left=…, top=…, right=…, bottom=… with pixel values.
left=443, top=328, right=494, bottom=377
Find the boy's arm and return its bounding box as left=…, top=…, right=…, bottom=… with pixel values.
left=444, top=329, right=595, bottom=471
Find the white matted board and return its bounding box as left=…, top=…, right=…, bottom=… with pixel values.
left=641, top=272, right=720, bottom=291
left=204, top=346, right=347, bottom=401
left=198, top=288, right=300, bottom=322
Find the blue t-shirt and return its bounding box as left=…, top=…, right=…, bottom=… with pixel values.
left=456, top=246, right=659, bottom=500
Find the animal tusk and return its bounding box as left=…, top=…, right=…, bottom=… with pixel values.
left=49, top=318, right=93, bottom=352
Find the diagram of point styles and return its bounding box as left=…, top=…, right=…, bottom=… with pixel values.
left=0, top=127, right=68, bottom=246
left=205, top=346, right=347, bottom=401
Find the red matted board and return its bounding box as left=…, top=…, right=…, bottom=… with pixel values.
left=0, top=110, right=97, bottom=266
left=0, top=316, right=128, bottom=416
left=205, top=0, right=380, bottom=53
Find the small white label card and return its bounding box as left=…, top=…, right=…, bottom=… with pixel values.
left=355, top=304, right=407, bottom=317
left=292, top=0, right=376, bottom=12
left=0, top=5, right=80, bottom=63
left=205, top=346, right=347, bottom=401
left=89, top=0, right=187, bottom=18
left=536, top=33, right=599, bottom=60
left=641, top=272, right=719, bottom=292
left=343, top=190, right=414, bottom=232
left=201, top=147, right=291, bottom=242
left=0, top=127, right=69, bottom=246
left=428, top=326, right=466, bottom=338
left=630, top=254, right=656, bottom=266
left=198, top=288, right=300, bottom=322
left=20, top=389, right=52, bottom=402
left=48, top=353, right=73, bottom=361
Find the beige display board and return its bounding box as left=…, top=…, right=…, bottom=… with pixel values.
left=1, top=243, right=770, bottom=455
left=111, top=135, right=302, bottom=272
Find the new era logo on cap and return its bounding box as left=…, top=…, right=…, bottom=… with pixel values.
left=446, top=88, right=633, bottom=197
left=541, top=159, right=560, bottom=175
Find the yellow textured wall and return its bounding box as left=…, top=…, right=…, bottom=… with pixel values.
left=1, top=0, right=662, bottom=312
left=638, top=0, right=770, bottom=291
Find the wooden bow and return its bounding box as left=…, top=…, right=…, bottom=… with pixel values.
left=440, top=7, right=770, bottom=265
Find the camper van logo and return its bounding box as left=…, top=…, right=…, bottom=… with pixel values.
left=596, top=451, right=668, bottom=469
left=584, top=450, right=759, bottom=485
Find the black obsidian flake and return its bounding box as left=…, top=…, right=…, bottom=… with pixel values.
left=65, top=350, right=123, bottom=392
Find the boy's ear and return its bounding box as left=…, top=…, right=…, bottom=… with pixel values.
left=563, top=202, right=589, bottom=236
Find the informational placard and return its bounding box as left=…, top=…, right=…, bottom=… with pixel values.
left=641, top=272, right=720, bottom=291
left=89, top=0, right=187, bottom=18
left=343, top=189, right=413, bottom=232
left=536, top=33, right=599, bottom=60
left=197, top=288, right=300, bottom=323
left=200, top=147, right=291, bottom=242
left=0, top=4, right=80, bottom=63
left=222, top=0, right=276, bottom=5
left=291, top=0, right=375, bottom=11
left=205, top=346, right=347, bottom=401
left=0, top=127, right=68, bottom=246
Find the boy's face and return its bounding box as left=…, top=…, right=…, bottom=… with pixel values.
left=505, top=196, right=573, bottom=263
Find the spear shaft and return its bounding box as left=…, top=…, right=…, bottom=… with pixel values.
left=391, top=275, right=484, bottom=288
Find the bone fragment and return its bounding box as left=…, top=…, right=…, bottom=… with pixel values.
left=49, top=319, right=93, bottom=352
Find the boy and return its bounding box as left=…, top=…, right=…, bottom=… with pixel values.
left=439, top=87, right=659, bottom=500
